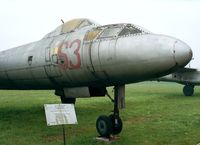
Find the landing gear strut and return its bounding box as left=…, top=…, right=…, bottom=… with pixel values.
left=96, top=86, right=124, bottom=138
left=183, top=84, right=194, bottom=96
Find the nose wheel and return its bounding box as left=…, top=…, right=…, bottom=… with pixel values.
left=96, top=86, right=124, bottom=138
left=96, top=115, right=113, bottom=137
left=96, top=114, right=123, bottom=137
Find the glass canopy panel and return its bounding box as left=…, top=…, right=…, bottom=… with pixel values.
left=99, top=27, right=121, bottom=38
left=119, top=25, right=143, bottom=36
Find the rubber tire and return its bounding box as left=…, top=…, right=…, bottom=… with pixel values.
left=96, top=115, right=113, bottom=137
left=61, top=96, right=76, bottom=104
left=183, top=85, right=194, bottom=96
left=109, top=114, right=123, bottom=135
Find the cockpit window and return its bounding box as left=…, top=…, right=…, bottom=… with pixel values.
left=43, top=18, right=98, bottom=38
left=119, top=25, right=143, bottom=36
left=78, top=20, right=93, bottom=29
left=85, top=28, right=103, bottom=41
left=62, top=19, right=94, bottom=33
left=99, top=27, right=121, bottom=38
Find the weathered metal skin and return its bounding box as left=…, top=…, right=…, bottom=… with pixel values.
left=0, top=19, right=192, bottom=90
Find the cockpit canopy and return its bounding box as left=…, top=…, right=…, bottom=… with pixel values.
left=99, top=24, right=151, bottom=38
left=43, top=18, right=98, bottom=38
left=43, top=19, right=151, bottom=40
left=85, top=23, right=151, bottom=41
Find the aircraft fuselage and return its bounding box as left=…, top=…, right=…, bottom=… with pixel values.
left=0, top=19, right=192, bottom=90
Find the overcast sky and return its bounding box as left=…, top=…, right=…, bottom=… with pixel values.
left=0, top=0, right=199, bottom=67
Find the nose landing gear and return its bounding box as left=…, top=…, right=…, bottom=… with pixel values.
left=96, top=85, right=124, bottom=138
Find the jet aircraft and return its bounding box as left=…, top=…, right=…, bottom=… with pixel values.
left=0, top=18, right=192, bottom=137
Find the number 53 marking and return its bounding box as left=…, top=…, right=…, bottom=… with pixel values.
left=57, top=39, right=81, bottom=69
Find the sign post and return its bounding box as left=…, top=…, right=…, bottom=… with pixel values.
left=44, top=104, right=78, bottom=145
left=62, top=125, right=66, bottom=145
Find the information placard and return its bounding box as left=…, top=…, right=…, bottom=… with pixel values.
left=44, top=104, right=78, bottom=126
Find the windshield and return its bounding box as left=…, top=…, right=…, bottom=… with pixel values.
left=119, top=25, right=143, bottom=36
left=99, top=27, right=121, bottom=38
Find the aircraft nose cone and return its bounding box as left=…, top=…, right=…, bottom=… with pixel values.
left=173, top=40, right=193, bottom=67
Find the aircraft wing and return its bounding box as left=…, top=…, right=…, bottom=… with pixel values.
left=175, top=67, right=198, bottom=73
left=157, top=67, right=200, bottom=85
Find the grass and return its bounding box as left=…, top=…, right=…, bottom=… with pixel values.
left=0, top=82, right=200, bottom=145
